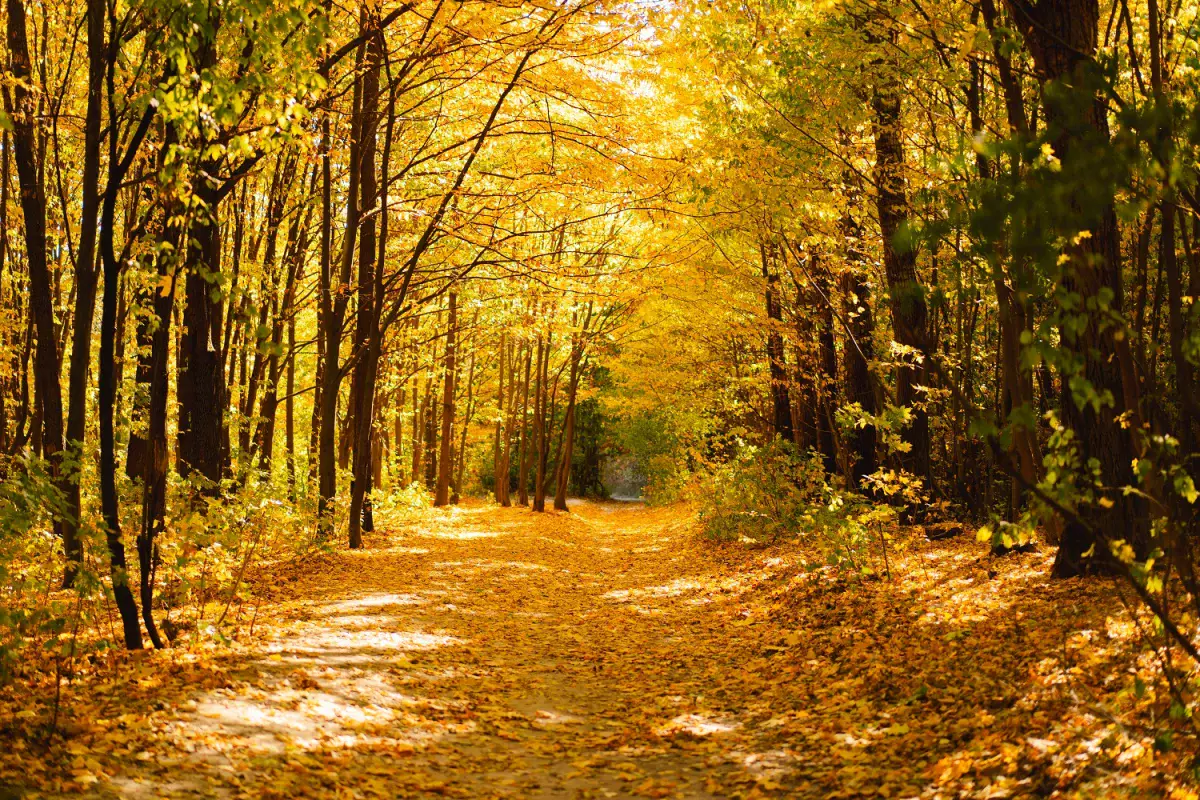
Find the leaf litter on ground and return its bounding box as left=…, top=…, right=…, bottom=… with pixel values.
left=1, top=499, right=1196, bottom=798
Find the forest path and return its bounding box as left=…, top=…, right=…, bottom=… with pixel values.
left=107, top=500, right=804, bottom=799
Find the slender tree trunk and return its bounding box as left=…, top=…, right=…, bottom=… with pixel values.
left=532, top=333, right=549, bottom=512
left=286, top=308, right=297, bottom=496
left=516, top=341, right=533, bottom=506
left=454, top=344, right=477, bottom=502
left=422, top=373, right=437, bottom=489
left=494, top=334, right=508, bottom=504
left=0, top=130, right=8, bottom=458
left=760, top=240, right=794, bottom=443
left=62, top=0, right=106, bottom=588
left=809, top=258, right=840, bottom=475
left=138, top=258, right=171, bottom=650
left=435, top=293, right=458, bottom=506
left=97, top=11, right=144, bottom=649
left=554, top=338, right=583, bottom=512
left=411, top=372, right=424, bottom=485
left=839, top=169, right=878, bottom=488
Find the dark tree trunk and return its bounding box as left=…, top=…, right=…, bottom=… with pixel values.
left=435, top=293, right=458, bottom=506
left=516, top=341, right=533, bottom=506
left=812, top=259, right=840, bottom=476
left=839, top=173, right=879, bottom=488
left=494, top=334, right=509, bottom=505
left=177, top=182, right=228, bottom=492
left=4, top=0, right=78, bottom=584
left=532, top=333, right=550, bottom=512
left=869, top=40, right=932, bottom=485
left=454, top=344, right=478, bottom=502
left=345, top=7, right=383, bottom=528
left=555, top=309, right=591, bottom=512
left=97, top=3, right=144, bottom=649
left=1005, top=0, right=1147, bottom=576
left=760, top=240, right=794, bottom=443
left=63, top=0, right=106, bottom=584
left=318, top=38, right=362, bottom=538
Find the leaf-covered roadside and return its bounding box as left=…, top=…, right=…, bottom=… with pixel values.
left=2, top=501, right=1196, bottom=799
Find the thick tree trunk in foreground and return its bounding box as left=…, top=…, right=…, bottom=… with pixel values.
left=347, top=13, right=385, bottom=548
left=177, top=178, right=228, bottom=494
left=318, top=39, right=362, bottom=537
left=1005, top=0, right=1148, bottom=576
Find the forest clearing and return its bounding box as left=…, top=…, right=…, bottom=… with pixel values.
left=4, top=0, right=1200, bottom=796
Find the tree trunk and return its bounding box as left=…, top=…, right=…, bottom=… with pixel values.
left=553, top=346, right=581, bottom=512
left=411, top=373, right=425, bottom=485
left=318, top=36, right=363, bottom=538
left=97, top=8, right=144, bottom=649
left=761, top=240, right=794, bottom=443
left=494, top=334, right=508, bottom=504
left=532, top=333, right=550, bottom=512
left=347, top=13, right=385, bottom=548
left=869, top=37, right=932, bottom=485
left=435, top=293, right=458, bottom=506
left=63, top=0, right=106, bottom=587
left=4, top=0, right=77, bottom=584
left=1004, top=0, right=1147, bottom=576
left=138, top=256, right=171, bottom=650
left=813, top=260, right=840, bottom=476
left=839, top=172, right=879, bottom=489
left=516, top=341, right=533, bottom=506
left=454, top=345, right=477, bottom=502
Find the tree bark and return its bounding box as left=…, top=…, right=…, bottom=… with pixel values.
left=62, top=0, right=106, bottom=586
left=532, top=333, right=550, bottom=512
left=435, top=293, right=458, bottom=506
left=516, top=341, right=533, bottom=506
left=760, top=240, right=794, bottom=443
left=1004, top=0, right=1147, bottom=576
left=4, top=0, right=78, bottom=584
left=869, top=37, right=932, bottom=485
left=97, top=11, right=147, bottom=649
left=838, top=166, right=879, bottom=489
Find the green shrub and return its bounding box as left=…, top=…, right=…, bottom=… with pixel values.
left=695, top=442, right=898, bottom=574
